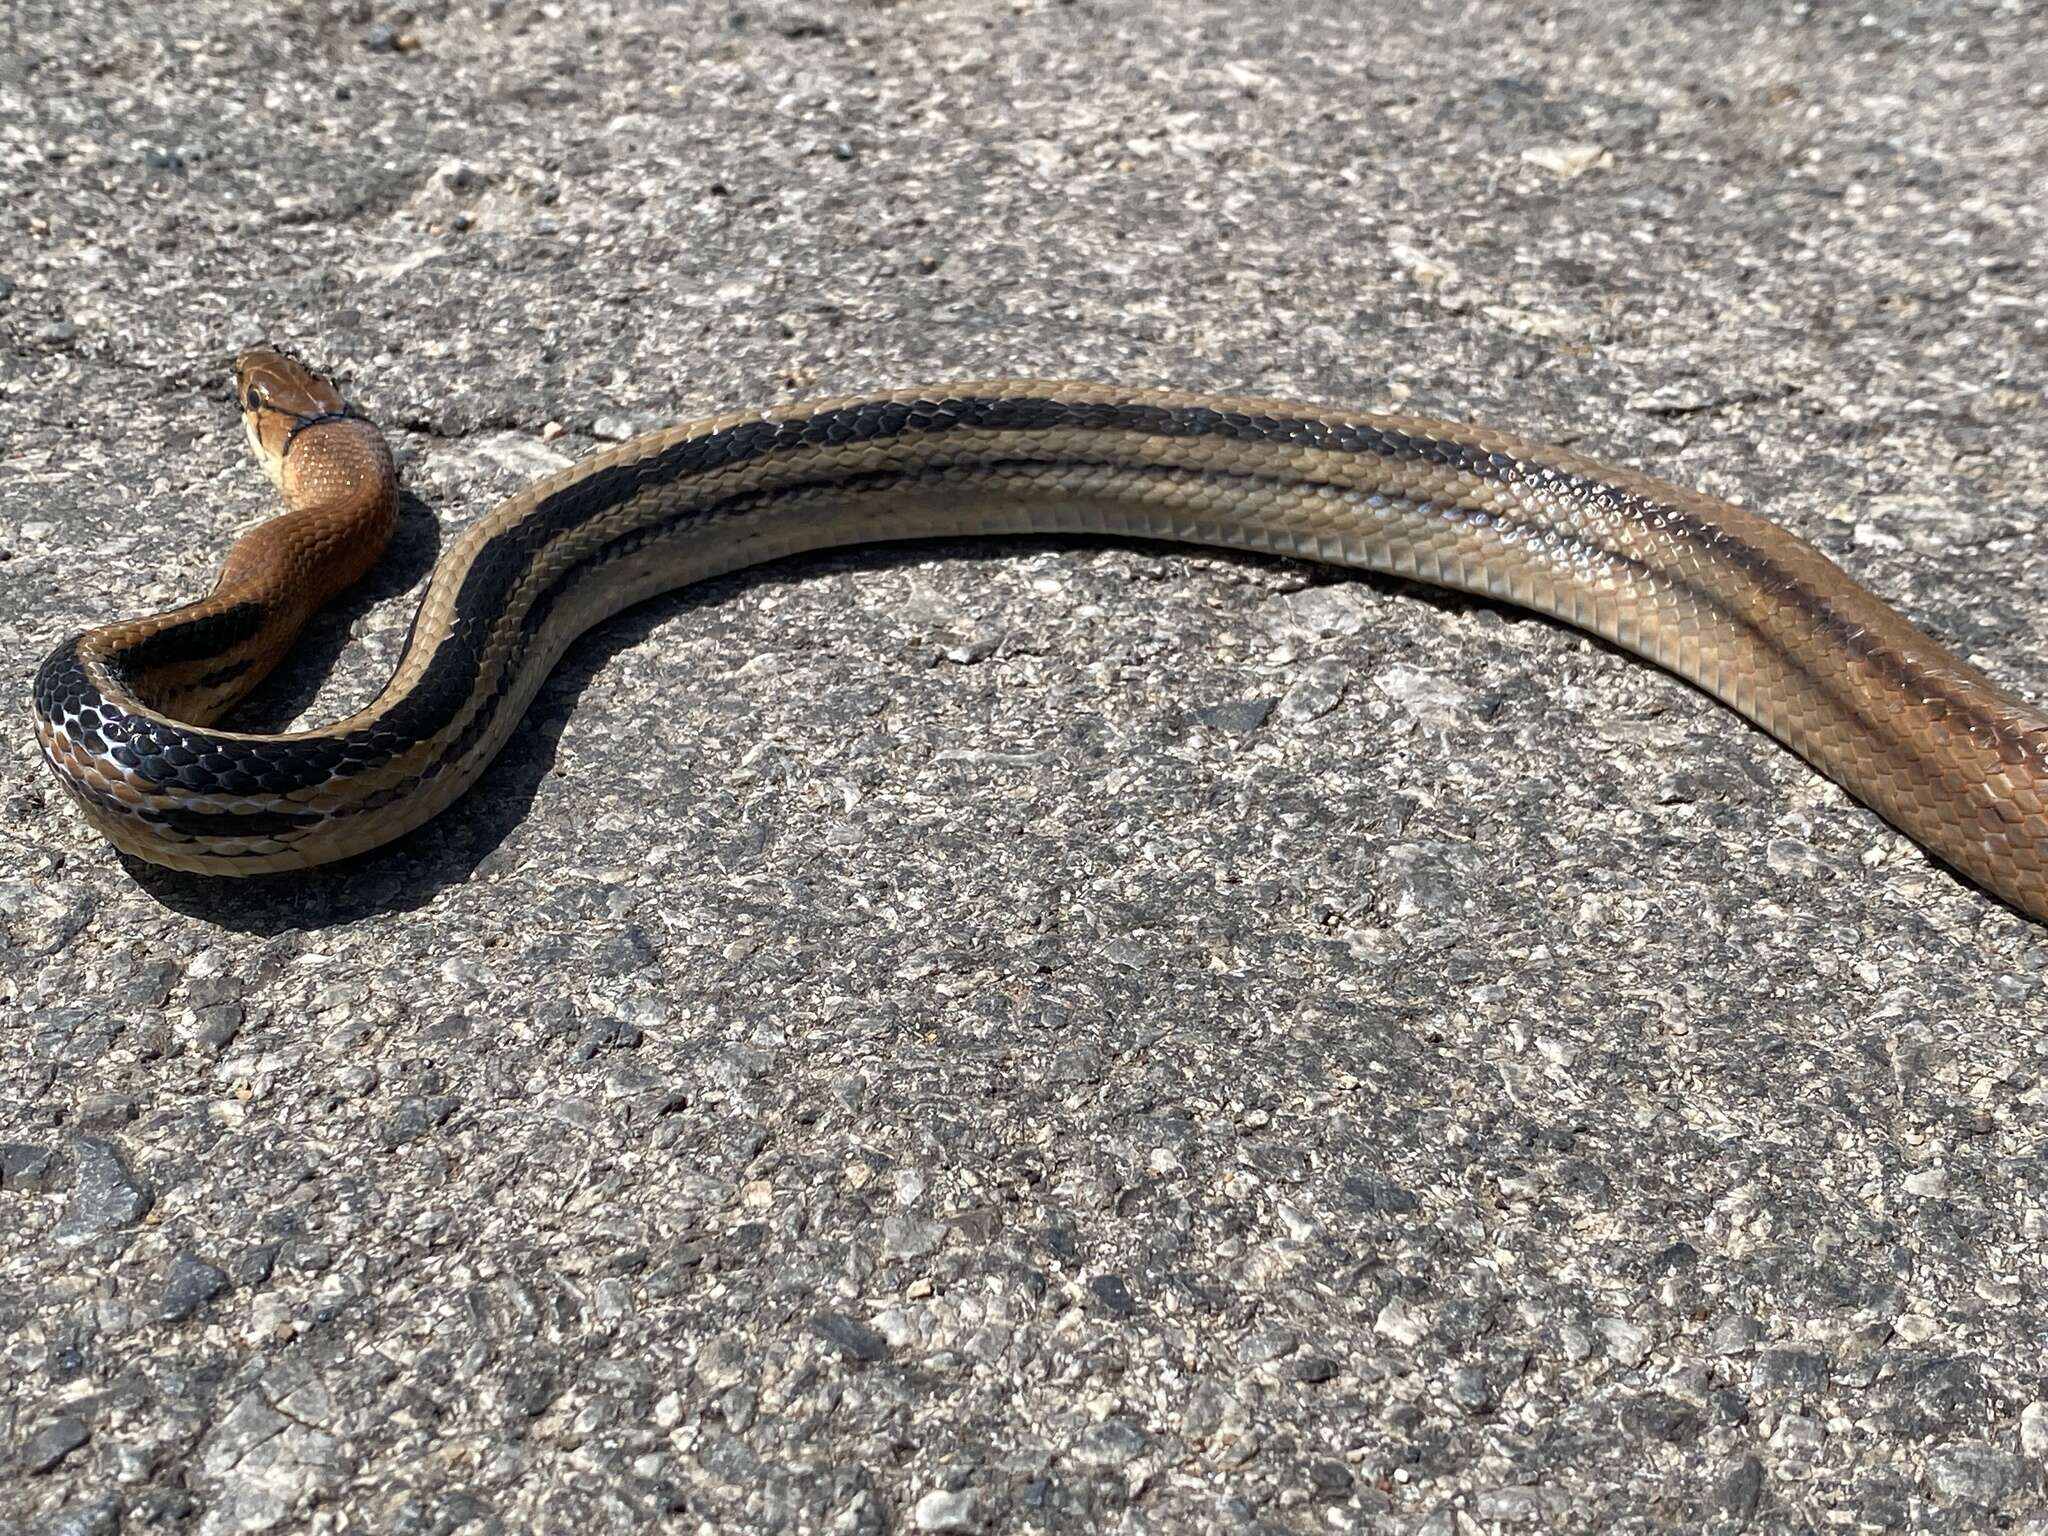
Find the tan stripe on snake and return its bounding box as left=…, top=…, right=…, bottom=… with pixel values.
left=28, top=348, right=2048, bottom=921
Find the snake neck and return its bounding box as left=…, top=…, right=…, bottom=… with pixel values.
left=82, top=420, right=399, bottom=729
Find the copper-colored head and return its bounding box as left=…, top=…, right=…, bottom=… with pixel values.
left=233, top=347, right=351, bottom=486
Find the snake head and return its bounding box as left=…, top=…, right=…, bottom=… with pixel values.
left=234, top=347, right=352, bottom=488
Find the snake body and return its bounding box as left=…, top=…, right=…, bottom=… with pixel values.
left=28, top=349, right=2048, bottom=921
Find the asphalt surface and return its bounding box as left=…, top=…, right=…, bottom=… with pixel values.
left=4, top=1, right=2047, bottom=1532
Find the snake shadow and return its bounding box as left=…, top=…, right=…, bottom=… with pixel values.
left=131, top=533, right=1521, bottom=932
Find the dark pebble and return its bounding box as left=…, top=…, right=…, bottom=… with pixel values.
left=1, top=1143, right=62, bottom=1192
left=54, top=1136, right=153, bottom=1243
left=1885, top=1356, right=1992, bottom=1438
left=281, top=1239, right=333, bottom=1274
left=811, top=1311, right=889, bottom=1363
left=380, top=1096, right=456, bottom=1148
left=1753, top=1345, right=1829, bottom=1395
left=1088, top=1275, right=1137, bottom=1317
left=120, top=960, right=177, bottom=1007
left=1307, top=1459, right=1352, bottom=1497
left=1194, top=697, right=1274, bottom=738
left=601, top=927, right=658, bottom=974
left=1447, top=1363, right=1493, bottom=1410
left=31, top=1488, right=122, bottom=1535
left=1650, top=1241, right=1699, bottom=1274
left=1707, top=1388, right=1750, bottom=1426
left=76, top=1094, right=138, bottom=1131
left=1717, top=1454, right=1764, bottom=1519
left=575, top=1019, right=643, bottom=1059
left=19, top=1415, right=89, bottom=1473
left=234, top=1242, right=280, bottom=1286
left=1341, top=1175, right=1419, bottom=1214
left=186, top=975, right=243, bottom=1007
left=193, top=1003, right=244, bottom=1051
left=1620, top=1392, right=1701, bottom=1443
left=159, top=1254, right=230, bottom=1322
left=1242, top=1328, right=1299, bottom=1364
left=1925, top=1441, right=2026, bottom=1505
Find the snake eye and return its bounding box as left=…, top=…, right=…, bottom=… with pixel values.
left=245, top=385, right=267, bottom=410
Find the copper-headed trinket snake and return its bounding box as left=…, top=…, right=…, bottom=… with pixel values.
left=28, top=349, right=2048, bottom=921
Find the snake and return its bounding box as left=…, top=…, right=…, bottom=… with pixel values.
left=27, top=348, right=2048, bottom=921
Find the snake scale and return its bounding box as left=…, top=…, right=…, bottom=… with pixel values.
left=28, top=348, right=2048, bottom=922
